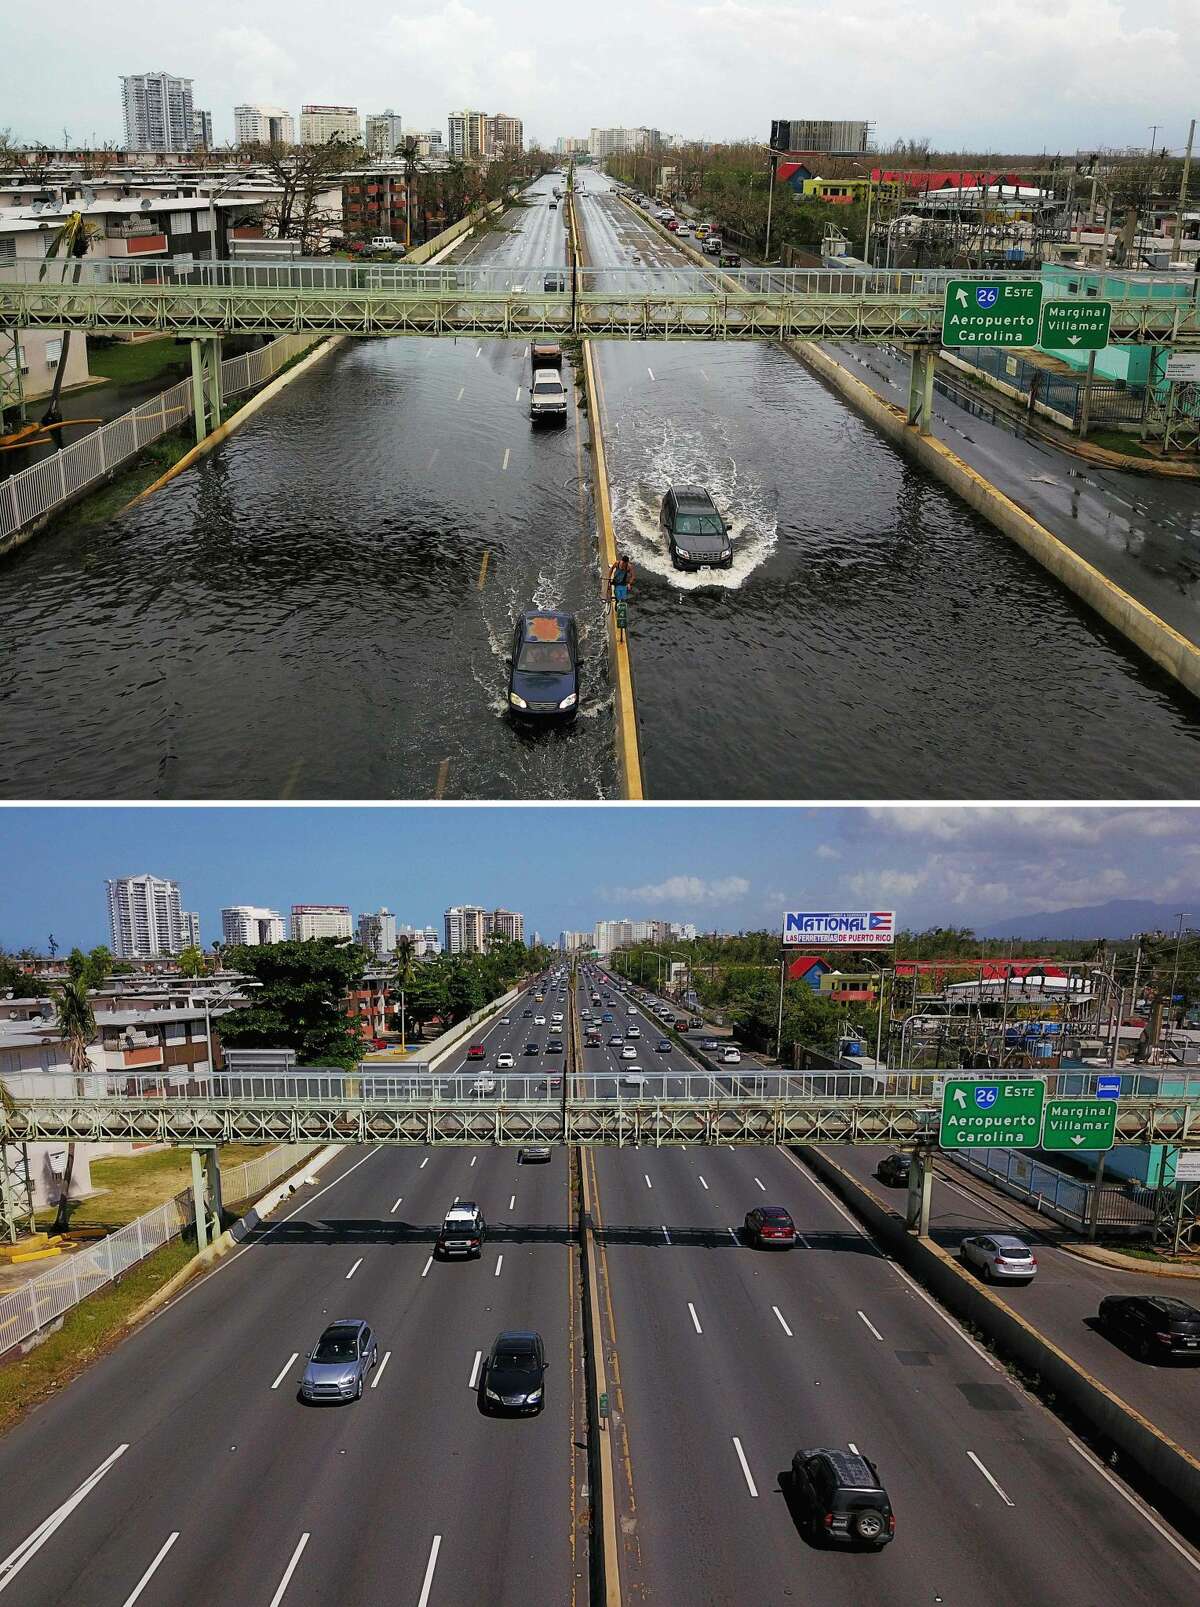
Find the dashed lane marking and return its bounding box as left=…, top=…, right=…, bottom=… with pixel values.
left=271, top=1353, right=299, bottom=1390
left=732, top=1437, right=759, bottom=1498
left=687, top=1302, right=703, bottom=1334
left=372, top=1351, right=392, bottom=1388
left=267, top=1534, right=309, bottom=1607
left=121, top=1533, right=179, bottom=1607
left=968, top=1451, right=1014, bottom=1507
left=421, top=1255, right=433, bottom=1278
left=501, top=447, right=511, bottom=472
left=772, top=1306, right=793, bottom=1337
left=858, top=1310, right=884, bottom=1342
left=469, top=1349, right=483, bottom=1389
left=345, top=1257, right=362, bottom=1280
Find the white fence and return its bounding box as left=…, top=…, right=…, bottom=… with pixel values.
left=0, top=1141, right=316, bottom=1354
left=1, top=331, right=320, bottom=544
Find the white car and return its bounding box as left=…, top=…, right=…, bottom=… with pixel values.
left=627, top=1026, right=640, bottom=1038
left=535, top=1015, right=546, bottom=1025
left=720, top=1047, right=742, bottom=1065
left=471, top=1076, right=497, bottom=1095
left=621, top=1070, right=646, bottom=1088
left=552, top=1012, right=564, bottom=1023
left=500, top=1016, right=510, bottom=1025
left=496, top=1052, right=514, bottom=1069
left=626, top=1007, right=637, bottom=1016
left=621, top=1044, right=638, bottom=1059
left=960, top=1234, right=1038, bottom=1284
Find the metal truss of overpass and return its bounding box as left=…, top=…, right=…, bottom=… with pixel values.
left=2, top=1075, right=1195, bottom=1149
left=3, top=263, right=1198, bottom=345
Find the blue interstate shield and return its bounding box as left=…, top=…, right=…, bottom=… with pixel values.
left=973, top=1085, right=999, bottom=1109
left=976, top=286, right=999, bottom=308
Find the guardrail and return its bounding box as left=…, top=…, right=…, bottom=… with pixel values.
left=1, top=330, right=319, bottom=545
left=0, top=1141, right=315, bottom=1355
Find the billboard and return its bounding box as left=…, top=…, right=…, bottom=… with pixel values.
left=782, top=910, right=895, bottom=947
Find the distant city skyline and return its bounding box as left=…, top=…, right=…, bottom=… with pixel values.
left=1, top=807, right=1197, bottom=954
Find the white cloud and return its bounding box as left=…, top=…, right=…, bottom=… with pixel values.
left=815, top=844, right=840, bottom=860
left=607, top=873, right=751, bottom=906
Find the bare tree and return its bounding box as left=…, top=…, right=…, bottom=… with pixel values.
left=235, top=135, right=367, bottom=254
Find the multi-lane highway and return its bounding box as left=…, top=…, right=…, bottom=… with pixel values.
left=578, top=963, right=1200, bottom=1605
left=576, top=174, right=1200, bottom=798
left=0, top=980, right=586, bottom=1606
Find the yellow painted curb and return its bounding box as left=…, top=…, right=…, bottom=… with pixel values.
left=9, top=1246, right=62, bottom=1263
left=1057, top=1241, right=1200, bottom=1279
left=121, top=335, right=345, bottom=514
left=794, top=341, right=1200, bottom=703
left=579, top=1145, right=623, bottom=1607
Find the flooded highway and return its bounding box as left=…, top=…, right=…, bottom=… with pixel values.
left=579, top=177, right=1200, bottom=797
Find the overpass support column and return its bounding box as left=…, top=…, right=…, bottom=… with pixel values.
left=190, top=1147, right=208, bottom=1252
left=188, top=337, right=224, bottom=446
left=190, top=1146, right=222, bottom=1251
left=906, top=346, right=936, bottom=435
left=905, top=1147, right=934, bottom=1236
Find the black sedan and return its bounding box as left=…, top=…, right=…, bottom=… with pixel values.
left=507, top=610, right=581, bottom=721
left=482, top=1330, right=547, bottom=1413
left=876, top=1152, right=912, bottom=1187
left=524, top=1041, right=541, bottom=1055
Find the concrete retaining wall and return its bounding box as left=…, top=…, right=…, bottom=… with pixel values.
left=799, top=1145, right=1200, bottom=1525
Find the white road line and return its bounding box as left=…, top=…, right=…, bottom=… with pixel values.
left=646, top=366, right=655, bottom=380
left=687, top=1302, right=703, bottom=1334
left=967, top=1451, right=1014, bottom=1507
left=421, top=1255, right=433, bottom=1278
left=515, top=386, right=522, bottom=402
left=644, top=1173, right=653, bottom=1189
left=0, top=1443, right=128, bottom=1594
left=267, top=1534, right=309, bottom=1607
left=494, top=1254, right=504, bottom=1278
left=1067, top=1438, right=1200, bottom=1573
left=772, top=1306, right=793, bottom=1337
left=509, top=1194, right=516, bottom=1210
left=858, top=1310, right=884, bottom=1342
left=848, top=1442, right=860, bottom=1455
left=456, top=386, right=465, bottom=401
left=754, top=1177, right=766, bottom=1192
left=501, top=449, right=510, bottom=472
left=345, top=1257, right=363, bottom=1280
left=469, top=1349, right=483, bottom=1389
left=796, top=1233, right=811, bottom=1249
left=271, top=1353, right=299, bottom=1390
left=475, top=346, right=482, bottom=357
left=732, top=1437, right=759, bottom=1497
left=698, top=1175, right=709, bottom=1190
left=372, top=1351, right=392, bottom=1389
left=416, top=1536, right=443, bottom=1607
left=121, top=1532, right=179, bottom=1607
left=700, top=368, right=710, bottom=382
left=390, top=1196, right=403, bottom=1214
left=728, top=1227, right=739, bottom=1245
left=662, top=1225, right=671, bottom=1245
left=420, top=1156, right=429, bottom=1169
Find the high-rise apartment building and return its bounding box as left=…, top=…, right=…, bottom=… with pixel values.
left=769, top=118, right=873, bottom=154
left=485, top=114, right=523, bottom=156
left=106, top=874, right=187, bottom=959
left=191, top=110, right=213, bottom=149
left=221, top=905, right=286, bottom=946
left=397, top=923, right=441, bottom=956
left=412, top=130, right=444, bottom=160
left=121, top=72, right=196, bottom=152
left=234, top=104, right=296, bottom=145
left=589, top=127, right=662, bottom=160
left=299, top=105, right=361, bottom=145
left=365, top=111, right=404, bottom=157
left=290, top=904, right=353, bottom=941
left=559, top=930, right=591, bottom=952
left=483, top=908, right=524, bottom=944
left=556, top=136, right=589, bottom=155
left=358, top=908, right=398, bottom=956
left=182, top=911, right=201, bottom=948
left=444, top=904, right=486, bottom=954
left=448, top=110, right=487, bottom=160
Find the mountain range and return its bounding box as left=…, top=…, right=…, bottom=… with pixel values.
left=974, top=898, right=1196, bottom=941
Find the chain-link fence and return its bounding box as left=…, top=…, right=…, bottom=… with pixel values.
left=946, top=345, right=1148, bottom=430
left=1, top=331, right=321, bottom=544
left=948, top=1147, right=1160, bottom=1231
left=0, top=1141, right=317, bottom=1354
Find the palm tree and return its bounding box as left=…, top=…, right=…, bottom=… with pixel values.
left=37, top=209, right=98, bottom=429
left=51, top=976, right=95, bottom=1230
left=393, top=935, right=417, bottom=1049
left=397, top=137, right=423, bottom=250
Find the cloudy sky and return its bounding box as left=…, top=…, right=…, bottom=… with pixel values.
left=0, top=807, right=1196, bottom=950
left=8, top=1, right=1198, bottom=153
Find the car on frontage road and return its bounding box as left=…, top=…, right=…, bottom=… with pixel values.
left=876, top=1152, right=912, bottom=1188
left=1098, top=1295, right=1200, bottom=1362
left=960, top=1233, right=1037, bottom=1284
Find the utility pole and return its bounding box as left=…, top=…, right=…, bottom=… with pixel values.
left=1166, top=913, right=1192, bottom=1053
left=763, top=148, right=776, bottom=262
left=1172, top=118, right=1196, bottom=265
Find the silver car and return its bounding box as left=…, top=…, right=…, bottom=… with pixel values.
left=299, top=1319, right=378, bottom=1402
left=960, top=1233, right=1038, bottom=1284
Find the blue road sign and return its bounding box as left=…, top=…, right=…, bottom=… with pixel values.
left=1095, top=1076, right=1121, bottom=1101
left=974, top=1085, right=999, bottom=1109
left=976, top=286, right=999, bottom=308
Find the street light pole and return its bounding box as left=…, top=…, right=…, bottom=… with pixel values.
left=1166, top=912, right=1192, bottom=1053
left=763, top=148, right=777, bottom=262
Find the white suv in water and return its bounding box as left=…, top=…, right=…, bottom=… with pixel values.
left=529, top=368, right=568, bottom=425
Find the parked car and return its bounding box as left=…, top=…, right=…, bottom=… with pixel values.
left=299, top=1320, right=378, bottom=1403
left=482, top=1330, right=547, bottom=1413
left=367, top=236, right=405, bottom=254
left=1098, top=1295, right=1200, bottom=1362
left=788, top=1449, right=895, bottom=1548
left=744, top=1205, right=797, bottom=1248
left=960, top=1233, right=1038, bottom=1284
left=876, top=1152, right=912, bottom=1188
left=507, top=610, right=581, bottom=720
left=437, top=1203, right=486, bottom=1259
left=660, top=485, right=733, bottom=570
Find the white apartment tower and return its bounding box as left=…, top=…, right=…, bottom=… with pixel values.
left=358, top=908, right=398, bottom=957
left=365, top=111, right=404, bottom=156
left=290, top=904, right=353, bottom=941
left=221, top=905, right=286, bottom=946
left=234, top=104, right=296, bottom=145
left=182, top=911, right=201, bottom=948
left=448, top=110, right=487, bottom=160
left=299, top=105, right=361, bottom=144
left=444, top=904, right=486, bottom=955
left=121, top=72, right=196, bottom=152
left=106, top=874, right=186, bottom=959
left=483, top=908, right=524, bottom=944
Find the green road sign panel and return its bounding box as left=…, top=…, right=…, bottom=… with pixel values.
left=1039, top=300, right=1111, bottom=351
left=1041, top=1098, right=1118, bottom=1152
left=942, top=280, right=1043, bottom=347
left=939, top=1078, right=1045, bottom=1149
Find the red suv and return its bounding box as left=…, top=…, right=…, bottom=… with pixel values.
left=744, top=1206, right=797, bottom=1248
left=466, top=1044, right=486, bottom=1061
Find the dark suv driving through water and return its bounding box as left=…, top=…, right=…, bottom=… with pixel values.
left=659, top=485, right=733, bottom=570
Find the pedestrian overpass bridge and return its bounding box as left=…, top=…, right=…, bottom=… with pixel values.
left=2, top=1069, right=1194, bottom=1149
left=3, top=261, right=1198, bottom=345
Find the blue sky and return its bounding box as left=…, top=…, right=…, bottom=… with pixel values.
left=0, top=807, right=1197, bottom=951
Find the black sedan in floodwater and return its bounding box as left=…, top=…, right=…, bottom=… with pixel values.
left=507, top=611, right=581, bottom=722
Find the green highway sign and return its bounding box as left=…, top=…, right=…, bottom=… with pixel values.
left=1041, top=1098, right=1118, bottom=1152
left=942, top=280, right=1043, bottom=347
left=939, top=1078, right=1045, bottom=1149
left=1039, top=300, right=1111, bottom=351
